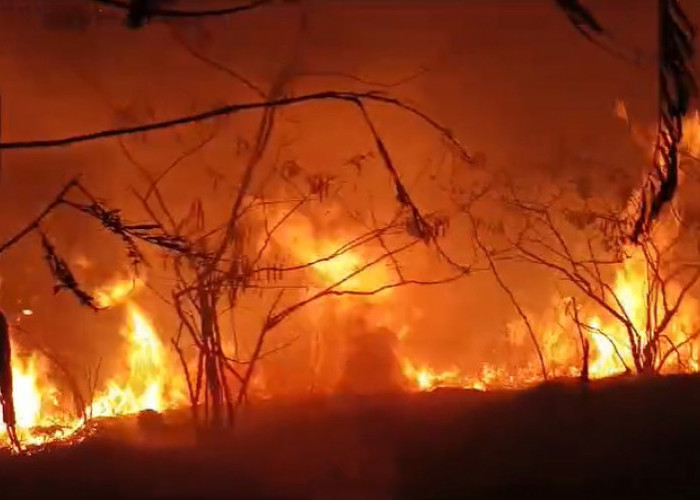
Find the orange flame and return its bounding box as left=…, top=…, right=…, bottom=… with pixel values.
left=0, top=345, right=82, bottom=448
left=89, top=302, right=184, bottom=418
left=1, top=277, right=184, bottom=450
left=5, top=112, right=700, bottom=448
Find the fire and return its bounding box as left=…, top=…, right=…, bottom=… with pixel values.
left=401, top=360, right=487, bottom=392
left=89, top=278, right=184, bottom=418
left=275, top=210, right=670, bottom=392
left=94, top=277, right=145, bottom=308
left=12, top=356, right=42, bottom=428
left=273, top=213, right=392, bottom=294
left=314, top=249, right=365, bottom=287
left=89, top=302, right=182, bottom=418
left=1, top=277, right=183, bottom=450
left=4, top=110, right=700, bottom=450
left=400, top=111, right=700, bottom=391
left=576, top=239, right=700, bottom=379
left=0, top=345, right=82, bottom=448
left=585, top=317, right=614, bottom=377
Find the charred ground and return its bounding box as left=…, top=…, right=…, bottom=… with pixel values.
left=2, top=374, right=699, bottom=499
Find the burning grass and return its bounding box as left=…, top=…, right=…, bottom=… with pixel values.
left=4, top=94, right=700, bottom=461
left=6, top=203, right=700, bottom=451
left=0, top=278, right=186, bottom=451
left=7, top=155, right=700, bottom=450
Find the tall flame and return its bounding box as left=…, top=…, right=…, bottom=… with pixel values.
left=1, top=345, right=81, bottom=448
left=1, top=277, right=184, bottom=450
left=4, top=112, right=700, bottom=449
left=89, top=302, right=182, bottom=418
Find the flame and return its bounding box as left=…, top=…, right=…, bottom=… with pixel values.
left=398, top=214, right=700, bottom=391
left=5, top=112, right=700, bottom=449
left=1, top=277, right=183, bottom=450
left=12, top=356, right=42, bottom=428
left=4, top=226, right=699, bottom=447
left=614, top=99, right=629, bottom=124
left=94, top=277, right=145, bottom=308
left=400, top=111, right=700, bottom=391
left=273, top=213, right=392, bottom=294
left=401, top=359, right=487, bottom=392
left=0, top=345, right=82, bottom=448
left=89, top=303, right=182, bottom=418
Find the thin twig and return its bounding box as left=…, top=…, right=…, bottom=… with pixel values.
left=472, top=218, right=548, bottom=381
left=0, top=179, right=78, bottom=255
left=91, top=0, right=274, bottom=18
left=0, top=91, right=471, bottom=164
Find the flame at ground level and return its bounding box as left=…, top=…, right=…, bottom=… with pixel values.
left=7, top=195, right=700, bottom=448
left=400, top=232, right=700, bottom=391
left=1, top=297, right=185, bottom=450
left=5, top=247, right=700, bottom=449
left=89, top=303, right=185, bottom=418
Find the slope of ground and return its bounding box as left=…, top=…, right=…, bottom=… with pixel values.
left=2, top=375, right=700, bottom=498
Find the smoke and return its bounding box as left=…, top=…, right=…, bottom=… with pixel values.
left=0, top=0, right=693, bottom=397
left=336, top=304, right=406, bottom=395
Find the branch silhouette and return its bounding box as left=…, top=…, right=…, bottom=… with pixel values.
left=0, top=91, right=470, bottom=162
left=91, top=0, right=274, bottom=19
left=631, top=0, right=697, bottom=241
left=553, top=0, right=651, bottom=66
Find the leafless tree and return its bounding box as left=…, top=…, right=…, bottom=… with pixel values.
left=0, top=0, right=479, bottom=437
left=131, top=118, right=468, bottom=429
left=498, top=187, right=700, bottom=376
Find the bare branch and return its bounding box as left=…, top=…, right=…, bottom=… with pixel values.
left=0, top=92, right=471, bottom=166
left=0, top=179, right=79, bottom=256
left=91, top=0, right=274, bottom=22
left=472, top=217, right=547, bottom=381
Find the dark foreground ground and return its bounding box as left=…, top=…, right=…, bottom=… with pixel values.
left=2, top=375, right=700, bottom=499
